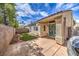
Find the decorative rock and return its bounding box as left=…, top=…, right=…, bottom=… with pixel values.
left=4, top=41, right=43, bottom=56
left=0, top=24, right=15, bottom=55
left=10, top=34, right=21, bottom=44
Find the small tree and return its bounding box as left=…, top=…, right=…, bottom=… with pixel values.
left=0, top=3, right=19, bottom=28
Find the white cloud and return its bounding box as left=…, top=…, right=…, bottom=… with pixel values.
left=16, top=15, right=32, bottom=26
left=23, top=4, right=36, bottom=15
left=64, top=3, right=75, bottom=10
left=55, top=3, right=76, bottom=12
left=71, top=6, right=79, bottom=11
left=55, top=3, right=65, bottom=12
left=16, top=3, right=36, bottom=16
left=16, top=11, right=27, bottom=16
left=23, top=19, right=33, bottom=25
left=45, top=3, right=49, bottom=7
left=73, top=14, right=79, bottom=23
left=55, top=3, right=64, bottom=9
left=75, top=19, right=79, bottom=23
left=18, top=18, right=32, bottom=26
left=40, top=11, right=48, bottom=17
left=16, top=3, right=50, bottom=18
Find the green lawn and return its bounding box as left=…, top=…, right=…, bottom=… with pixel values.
left=20, top=33, right=37, bottom=41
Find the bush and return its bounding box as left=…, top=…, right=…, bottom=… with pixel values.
left=20, top=33, right=37, bottom=41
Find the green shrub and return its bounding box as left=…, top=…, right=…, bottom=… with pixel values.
left=20, top=33, right=37, bottom=41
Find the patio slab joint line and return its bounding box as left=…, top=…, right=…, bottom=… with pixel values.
left=52, top=46, right=61, bottom=56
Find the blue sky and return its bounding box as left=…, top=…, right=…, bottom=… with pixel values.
left=16, top=3, right=79, bottom=25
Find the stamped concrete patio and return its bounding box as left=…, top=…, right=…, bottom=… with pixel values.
left=35, top=38, right=68, bottom=56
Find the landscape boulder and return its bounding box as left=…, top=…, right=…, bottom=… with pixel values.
left=4, top=41, right=44, bottom=56
left=10, top=34, right=21, bottom=44
left=0, top=24, right=15, bottom=55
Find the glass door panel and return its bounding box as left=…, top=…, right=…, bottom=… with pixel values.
left=49, top=23, right=56, bottom=37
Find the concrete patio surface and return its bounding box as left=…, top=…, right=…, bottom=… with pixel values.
left=35, top=38, right=68, bottom=56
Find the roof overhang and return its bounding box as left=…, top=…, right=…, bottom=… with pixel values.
left=38, top=13, right=62, bottom=23
left=37, top=10, right=72, bottom=23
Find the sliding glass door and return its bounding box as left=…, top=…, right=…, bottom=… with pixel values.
left=49, top=23, right=56, bottom=38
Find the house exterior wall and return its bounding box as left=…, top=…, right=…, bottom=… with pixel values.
left=28, top=25, right=40, bottom=36
left=28, top=10, right=74, bottom=45
left=62, top=11, right=73, bottom=40
left=38, top=23, right=49, bottom=37
left=38, top=11, right=73, bottom=45
left=59, top=11, right=73, bottom=44
left=28, top=23, right=49, bottom=37
left=63, top=11, right=73, bottom=27
left=55, top=17, right=64, bottom=45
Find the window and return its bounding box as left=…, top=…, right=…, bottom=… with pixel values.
left=43, top=25, right=46, bottom=31
left=34, top=26, right=38, bottom=31
left=35, top=27, right=38, bottom=31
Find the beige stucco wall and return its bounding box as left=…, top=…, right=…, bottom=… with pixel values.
left=38, top=11, right=73, bottom=45
left=55, top=17, right=64, bottom=45
left=28, top=23, right=49, bottom=37
left=62, top=11, right=73, bottom=40
left=37, top=23, right=49, bottom=37
left=28, top=25, right=40, bottom=36
left=29, top=10, right=74, bottom=45
left=57, top=11, right=73, bottom=44
left=63, top=11, right=73, bottom=27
